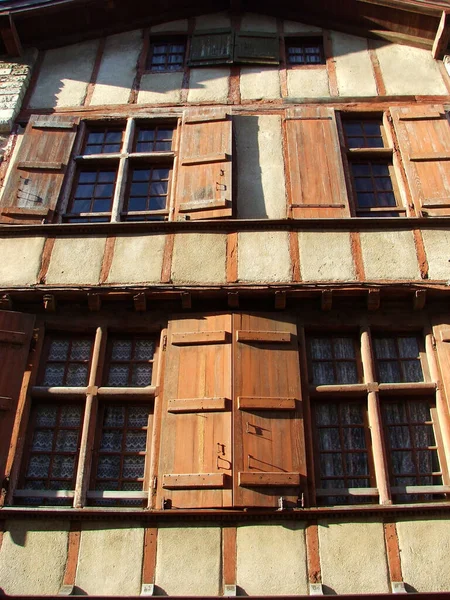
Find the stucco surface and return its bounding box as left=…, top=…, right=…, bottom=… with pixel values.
left=75, top=523, right=144, bottom=595
left=397, top=518, right=450, bottom=592
left=172, top=233, right=226, bottom=283
left=151, top=19, right=188, bottom=32
left=241, top=13, right=277, bottom=32
left=187, top=68, right=229, bottom=103
left=155, top=525, right=220, bottom=596
left=287, top=68, right=330, bottom=98
left=30, top=41, right=98, bottom=108
left=46, top=236, right=106, bottom=285
left=332, top=32, right=377, bottom=96
left=238, top=231, right=291, bottom=282
left=298, top=231, right=356, bottom=281
left=107, top=234, right=166, bottom=284
left=421, top=229, right=450, bottom=280
left=138, top=72, right=183, bottom=104
left=0, top=236, right=45, bottom=286
left=284, top=20, right=321, bottom=33
left=0, top=520, right=68, bottom=595
left=360, top=230, right=420, bottom=280
left=319, top=520, right=389, bottom=594
left=237, top=523, right=308, bottom=596
left=235, top=115, right=287, bottom=219
left=375, top=43, right=448, bottom=95
left=90, top=30, right=142, bottom=105
left=195, top=12, right=231, bottom=29
left=240, top=67, right=281, bottom=100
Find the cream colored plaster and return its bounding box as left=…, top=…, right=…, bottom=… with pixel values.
left=0, top=520, right=68, bottom=595
left=319, top=520, right=389, bottom=594
left=360, top=230, right=420, bottom=280
left=332, top=32, right=377, bottom=97
left=235, top=115, right=287, bottom=219
left=172, top=233, right=226, bottom=283
left=237, top=523, right=308, bottom=596
left=375, top=43, right=448, bottom=95
left=76, top=523, right=144, bottom=595
left=195, top=12, right=231, bottom=29
left=298, top=231, right=356, bottom=281
left=107, top=234, right=165, bottom=284
left=0, top=236, right=45, bottom=286
left=284, top=20, right=321, bottom=33
left=287, top=68, right=330, bottom=98
left=29, top=41, right=98, bottom=109
left=90, top=30, right=142, bottom=106
left=397, top=518, right=450, bottom=592
left=240, top=67, right=281, bottom=100
left=420, top=229, right=450, bottom=280
left=187, top=68, right=229, bottom=103
left=46, top=236, right=106, bottom=285
left=238, top=231, right=291, bottom=282
left=151, top=19, right=188, bottom=32
left=155, top=525, right=220, bottom=596
left=241, top=13, right=277, bottom=32
left=138, top=72, right=183, bottom=104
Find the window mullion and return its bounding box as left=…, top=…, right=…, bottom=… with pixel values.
left=111, top=118, right=135, bottom=222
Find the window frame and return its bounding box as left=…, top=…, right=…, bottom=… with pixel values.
left=146, top=35, right=187, bottom=73
left=284, top=35, right=326, bottom=68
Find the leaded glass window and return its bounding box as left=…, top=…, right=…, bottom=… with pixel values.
left=40, top=336, right=93, bottom=387
left=105, top=337, right=156, bottom=387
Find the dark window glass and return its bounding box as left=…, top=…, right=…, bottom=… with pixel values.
left=351, top=161, right=397, bottom=211
left=123, top=167, right=170, bottom=221
left=39, top=337, right=93, bottom=387
left=286, top=37, right=324, bottom=65
left=135, top=126, right=173, bottom=153
left=66, top=169, right=117, bottom=223
left=148, top=39, right=186, bottom=71
left=84, top=128, right=123, bottom=155
left=308, top=336, right=361, bottom=385
left=105, top=337, right=155, bottom=387
left=373, top=335, right=423, bottom=383
left=343, top=119, right=384, bottom=149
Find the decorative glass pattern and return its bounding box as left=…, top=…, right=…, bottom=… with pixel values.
left=148, top=39, right=186, bottom=71
left=309, top=336, right=360, bottom=385
left=106, top=337, right=155, bottom=387
left=286, top=37, right=324, bottom=64
left=40, top=336, right=93, bottom=387
left=374, top=335, right=423, bottom=383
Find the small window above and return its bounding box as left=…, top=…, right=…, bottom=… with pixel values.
left=343, top=119, right=385, bottom=149
left=147, top=37, right=186, bottom=72
left=286, top=37, right=325, bottom=65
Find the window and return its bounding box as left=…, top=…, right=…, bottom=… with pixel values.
left=187, top=30, right=279, bottom=66
left=373, top=335, right=424, bottom=383
left=286, top=37, right=325, bottom=65
left=308, top=336, right=362, bottom=385
left=147, top=37, right=186, bottom=72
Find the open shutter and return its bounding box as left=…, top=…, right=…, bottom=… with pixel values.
left=175, top=109, right=232, bottom=220
left=233, top=313, right=306, bottom=508
left=234, top=32, right=280, bottom=64
left=0, top=114, right=79, bottom=224
left=390, top=105, right=450, bottom=216
left=0, top=310, right=34, bottom=485
left=188, top=30, right=233, bottom=66
left=286, top=106, right=350, bottom=218
left=157, top=314, right=232, bottom=508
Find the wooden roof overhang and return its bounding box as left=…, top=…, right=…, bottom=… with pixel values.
left=0, top=0, right=448, bottom=58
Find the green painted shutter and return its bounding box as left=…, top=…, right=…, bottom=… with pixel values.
left=234, top=32, right=280, bottom=64
left=188, top=30, right=233, bottom=66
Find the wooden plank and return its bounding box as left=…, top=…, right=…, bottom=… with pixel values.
left=84, top=38, right=106, bottom=107
left=410, top=152, right=450, bottom=161
left=163, top=473, right=226, bottom=489
left=63, top=522, right=81, bottom=586
left=178, top=199, right=229, bottom=212
left=236, top=330, right=291, bottom=343
left=238, top=472, right=301, bottom=487
left=142, top=527, right=158, bottom=585
left=306, top=522, right=321, bottom=584
left=367, top=40, right=386, bottom=96
left=17, top=161, right=65, bottom=170
left=226, top=232, right=238, bottom=284
left=223, top=525, right=237, bottom=586
left=172, top=331, right=228, bottom=345
left=0, top=330, right=26, bottom=345
left=168, top=397, right=227, bottom=413
left=315, top=487, right=379, bottom=496
left=384, top=522, right=403, bottom=584
left=180, top=152, right=229, bottom=166
left=238, top=397, right=296, bottom=410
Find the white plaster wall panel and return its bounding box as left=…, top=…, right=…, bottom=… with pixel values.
left=107, top=234, right=166, bottom=284
left=138, top=73, right=183, bottom=104
left=0, top=520, right=69, bottom=595
left=46, top=236, right=106, bottom=285
left=235, top=115, right=287, bottom=219
left=397, top=518, right=450, bottom=592
left=298, top=231, right=356, bottom=281
left=195, top=12, right=231, bottom=29
left=0, top=236, right=45, bottom=286
left=155, top=525, right=221, bottom=596
left=29, top=40, right=98, bottom=109
left=332, top=32, right=377, bottom=97
left=151, top=19, right=188, bottom=32
left=287, top=68, right=330, bottom=98
left=241, top=13, right=277, bottom=33
left=360, top=230, right=420, bottom=280
left=240, top=67, right=281, bottom=100
left=319, top=520, right=389, bottom=594
left=238, top=231, right=291, bottom=283
left=90, top=30, right=142, bottom=106
left=420, top=229, right=450, bottom=280
left=187, top=68, right=229, bottom=103
left=0, top=49, right=37, bottom=132
left=375, top=43, right=448, bottom=95
left=75, top=523, right=144, bottom=595
left=284, top=20, right=321, bottom=33
left=172, top=233, right=226, bottom=283
left=237, top=523, right=308, bottom=596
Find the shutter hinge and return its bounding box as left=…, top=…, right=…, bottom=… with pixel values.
left=431, top=334, right=437, bottom=350
left=162, top=334, right=167, bottom=351
left=387, top=113, right=394, bottom=125
left=152, top=476, right=157, bottom=490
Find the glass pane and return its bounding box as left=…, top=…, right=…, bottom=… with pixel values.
left=388, top=425, right=411, bottom=449
left=35, top=405, right=57, bottom=427
left=391, top=450, right=415, bottom=475
left=128, top=406, right=150, bottom=427
left=131, top=364, right=152, bottom=386
left=402, top=360, right=423, bottom=382
left=413, top=424, right=434, bottom=448
left=107, top=365, right=130, bottom=386
left=134, top=340, right=155, bottom=360
left=104, top=405, right=125, bottom=427
left=66, top=364, right=89, bottom=386
left=122, top=455, right=145, bottom=479
left=310, top=338, right=332, bottom=359
left=378, top=361, right=401, bottom=383
left=100, top=430, right=123, bottom=452
left=318, top=428, right=340, bottom=451
left=31, top=429, right=54, bottom=452
left=70, top=340, right=91, bottom=361
left=27, top=455, right=51, bottom=478
left=125, top=431, right=147, bottom=452
left=409, top=401, right=430, bottom=423
left=343, top=427, right=366, bottom=450
left=43, top=364, right=65, bottom=386
left=398, top=337, right=419, bottom=358
left=316, top=403, right=339, bottom=426
left=97, top=455, right=121, bottom=479
left=51, top=455, right=75, bottom=479
left=312, top=362, right=334, bottom=385
left=320, top=453, right=344, bottom=477
left=345, top=453, right=369, bottom=476
left=60, top=405, right=82, bottom=427
left=335, top=362, right=358, bottom=384
left=55, top=430, right=79, bottom=452
left=48, top=340, right=69, bottom=361
left=111, top=340, right=133, bottom=361
left=341, top=403, right=364, bottom=425
left=384, top=402, right=407, bottom=424
left=79, top=172, right=96, bottom=183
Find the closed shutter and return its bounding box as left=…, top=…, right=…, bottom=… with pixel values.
left=233, top=313, right=306, bottom=508
left=234, top=32, right=280, bottom=64
left=0, top=310, right=35, bottom=485
left=188, top=30, right=233, bottom=66
left=286, top=106, right=350, bottom=218
left=0, top=114, right=79, bottom=224
left=390, top=105, right=450, bottom=216
left=175, top=109, right=232, bottom=220
left=157, top=314, right=232, bottom=508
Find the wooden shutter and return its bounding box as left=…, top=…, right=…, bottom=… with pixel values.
left=234, top=32, right=280, bottom=64
left=157, top=314, right=232, bottom=508
left=175, top=109, right=232, bottom=220
left=0, top=310, right=34, bottom=486
left=0, top=114, right=79, bottom=224
left=390, top=105, right=450, bottom=216
left=286, top=106, right=350, bottom=218
left=233, top=313, right=306, bottom=508
left=188, top=30, right=233, bottom=66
